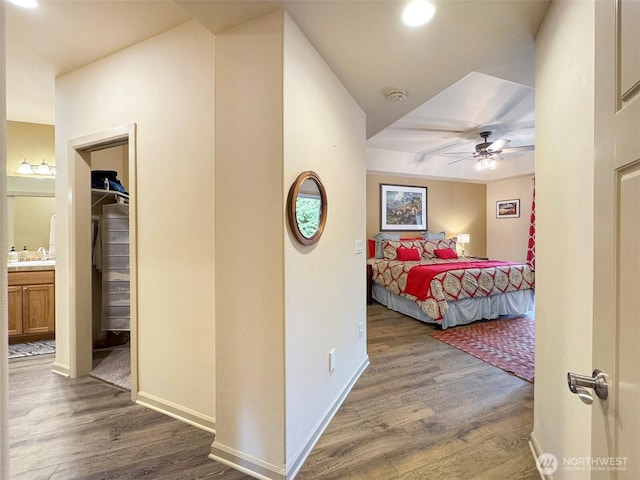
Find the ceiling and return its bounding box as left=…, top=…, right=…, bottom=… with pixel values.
left=5, top=0, right=550, bottom=182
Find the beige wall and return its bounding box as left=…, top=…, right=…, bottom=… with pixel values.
left=283, top=12, right=367, bottom=471
left=533, top=0, right=595, bottom=473
left=55, top=21, right=215, bottom=427
left=6, top=121, right=55, bottom=175
left=366, top=173, right=487, bottom=257
left=486, top=175, right=534, bottom=262
left=213, top=11, right=286, bottom=472
left=213, top=10, right=367, bottom=478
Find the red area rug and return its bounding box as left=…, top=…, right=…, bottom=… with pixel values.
left=431, top=315, right=534, bottom=383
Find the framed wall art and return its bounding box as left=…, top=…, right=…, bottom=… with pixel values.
left=496, top=199, right=520, bottom=218
left=380, top=183, right=427, bottom=231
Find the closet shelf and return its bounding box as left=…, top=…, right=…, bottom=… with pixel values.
left=91, top=188, right=129, bottom=207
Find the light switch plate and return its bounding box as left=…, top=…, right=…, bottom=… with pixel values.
left=355, top=239, right=364, bottom=255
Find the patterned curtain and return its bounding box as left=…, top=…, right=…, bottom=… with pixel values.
left=526, top=177, right=536, bottom=269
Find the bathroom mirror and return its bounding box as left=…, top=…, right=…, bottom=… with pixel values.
left=287, top=171, right=327, bottom=246
left=6, top=176, right=55, bottom=254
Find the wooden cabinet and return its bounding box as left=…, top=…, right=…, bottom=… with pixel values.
left=8, top=269, right=55, bottom=343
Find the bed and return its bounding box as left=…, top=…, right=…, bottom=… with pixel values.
left=368, top=237, right=535, bottom=329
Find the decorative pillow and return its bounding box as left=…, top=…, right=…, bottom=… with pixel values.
left=434, top=247, right=458, bottom=259
left=422, top=238, right=458, bottom=258
left=422, top=231, right=446, bottom=241
left=368, top=239, right=376, bottom=258
left=373, top=232, right=400, bottom=259
left=382, top=239, right=425, bottom=260
left=397, top=247, right=421, bottom=261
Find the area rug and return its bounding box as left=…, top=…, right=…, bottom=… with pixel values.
left=8, top=340, right=55, bottom=359
left=431, top=315, right=534, bottom=383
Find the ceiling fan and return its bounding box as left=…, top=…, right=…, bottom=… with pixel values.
left=446, top=131, right=535, bottom=171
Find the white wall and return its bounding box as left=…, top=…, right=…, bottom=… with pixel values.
left=213, top=10, right=367, bottom=479
left=55, top=21, right=216, bottom=427
left=533, top=0, right=595, bottom=475
left=486, top=175, right=533, bottom=262
left=283, top=13, right=368, bottom=472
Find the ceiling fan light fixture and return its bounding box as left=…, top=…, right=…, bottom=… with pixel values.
left=475, top=155, right=497, bottom=172
left=402, top=0, right=435, bottom=27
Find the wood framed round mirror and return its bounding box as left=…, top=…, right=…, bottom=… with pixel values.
left=287, top=171, right=328, bottom=246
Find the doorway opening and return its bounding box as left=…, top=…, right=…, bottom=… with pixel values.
left=66, top=124, right=138, bottom=399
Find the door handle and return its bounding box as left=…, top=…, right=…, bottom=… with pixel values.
left=567, top=369, right=608, bottom=405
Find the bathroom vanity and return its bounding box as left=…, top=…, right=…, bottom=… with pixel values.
left=7, top=261, right=55, bottom=343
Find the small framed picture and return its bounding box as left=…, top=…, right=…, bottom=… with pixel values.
left=380, top=183, right=427, bottom=231
left=496, top=199, right=520, bottom=218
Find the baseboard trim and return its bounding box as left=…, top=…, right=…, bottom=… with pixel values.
left=529, top=431, right=551, bottom=480
left=286, top=355, right=370, bottom=478
left=209, top=443, right=286, bottom=480
left=51, top=362, right=70, bottom=377
left=209, top=355, right=370, bottom=480
left=136, top=391, right=215, bottom=433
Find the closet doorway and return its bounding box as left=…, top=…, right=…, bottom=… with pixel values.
left=66, top=124, right=138, bottom=400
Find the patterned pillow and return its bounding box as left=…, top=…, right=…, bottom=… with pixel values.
left=373, top=232, right=400, bottom=259
left=382, top=239, right=425, bottom=260
left=422, top=238, right=457, bottom=258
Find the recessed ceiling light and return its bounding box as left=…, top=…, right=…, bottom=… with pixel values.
left=402, top=0, right=435, bottom=27
left=8, top=0, right=39, bottom=8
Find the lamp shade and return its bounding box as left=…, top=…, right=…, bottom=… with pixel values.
left=457, top=233, right=470, bottom=244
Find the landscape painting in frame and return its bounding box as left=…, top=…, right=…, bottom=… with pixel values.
left=496, top=199, right=520, bottom=218
left=380, top=183, right=427, bottom=231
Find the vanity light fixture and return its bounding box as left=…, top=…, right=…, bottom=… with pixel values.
left=16, top=158, right=35, bottom=175
left=8, top=0, right=39, bottom=8
left=402, top=0, right=435, bottom=27
left=16, top=158, right=56, bottom=176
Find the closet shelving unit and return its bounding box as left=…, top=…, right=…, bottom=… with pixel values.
left=91, top=188, right=129, bottom=207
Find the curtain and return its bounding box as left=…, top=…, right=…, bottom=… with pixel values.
left=526, top=177, right=536, bottom=269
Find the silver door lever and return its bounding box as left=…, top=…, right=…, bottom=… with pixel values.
left=567, top=369, right=608, bottom=405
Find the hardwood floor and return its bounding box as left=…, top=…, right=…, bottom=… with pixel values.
left=8, top=304, right=537, bottom=479
left=297, top=304, right=538, bottom=480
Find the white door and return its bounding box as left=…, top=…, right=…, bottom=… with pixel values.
left=590, top=0, right=640, bottom=478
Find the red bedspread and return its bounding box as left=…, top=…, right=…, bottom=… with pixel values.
left=405, top=260, right=515, bottom=300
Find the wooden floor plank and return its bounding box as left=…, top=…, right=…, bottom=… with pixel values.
left=9, top=303, right=536, bottom=479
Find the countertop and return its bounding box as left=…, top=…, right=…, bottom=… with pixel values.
left=7, top=260, right=56, bottom=272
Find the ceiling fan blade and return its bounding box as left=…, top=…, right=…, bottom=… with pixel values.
left=442, top=151, right=474, bottom=155
left=447, top=155, right=475, bottom=165
left=500, top=145, right=535, bottom=153
left=488, top=138, right=510, bottom=151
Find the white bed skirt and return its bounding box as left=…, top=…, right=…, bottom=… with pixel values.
left=372, top=283, right=535, bottom=329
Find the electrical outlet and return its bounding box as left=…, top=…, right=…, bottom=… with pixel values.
left=329, top=348, right=336, bottom=372
left=358, top=322, right=363, bottom=338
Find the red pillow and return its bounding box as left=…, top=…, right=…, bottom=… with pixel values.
left=368, top=239, right=376, bottom=258
left=434, top=248, right=458, bottom=259
left=397, top=247, right=421, bottom=261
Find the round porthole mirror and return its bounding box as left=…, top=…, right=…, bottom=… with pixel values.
left=287, top=171, right=327, bottom=246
